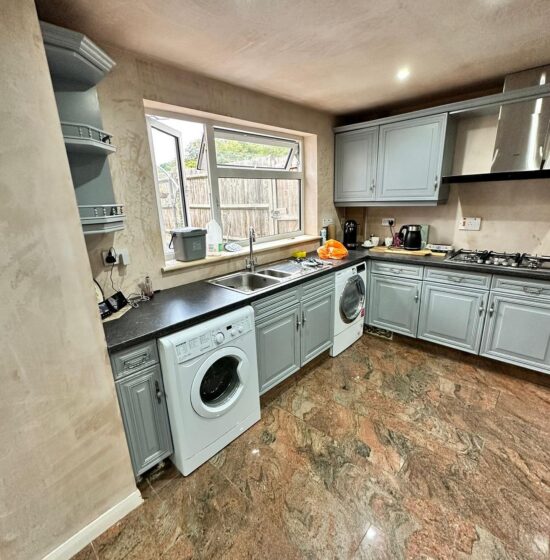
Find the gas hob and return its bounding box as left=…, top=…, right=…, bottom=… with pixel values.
left=446, top=249, right=550, bottom=270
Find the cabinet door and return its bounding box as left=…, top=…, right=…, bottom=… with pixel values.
left=377, top=114, right=446, bottom=201
left=256, top=305, right=301, bottom=394
left=334, top=128, right=378, bottom=202
left=301, top=291, right=334, bottom=365
left=480, top=294, right=550, bottom=374
left=116, top=365, right=173, bottom=476
left=418, top=283, right=487, bottom=354
left=368, top=275, right=421, bottom=337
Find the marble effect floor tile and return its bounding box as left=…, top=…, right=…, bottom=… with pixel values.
left=73, top=333, right=550, bottom=560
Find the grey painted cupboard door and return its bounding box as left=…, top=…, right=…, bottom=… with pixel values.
left=480, top=294, right=550, bottom=374
left=377, top=114, right=447, bottom=201
left=418, top=283, right=487, bottom=354
left=256, top=304, right=301, bottom=394
left=334, top=128, right=378, bottom=202
left=301, top=291, right=334, bottom=365
left=116, top=365, right=173, bottom=476
left=368, top=275, right=421, bottom=337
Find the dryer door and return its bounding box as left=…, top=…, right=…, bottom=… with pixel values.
left=190, top=347, right=250, bottom=418
left=340, top=275, right=366, bottom=324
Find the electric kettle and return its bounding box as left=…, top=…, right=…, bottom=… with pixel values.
left=398, top=224, right=422, bottom=250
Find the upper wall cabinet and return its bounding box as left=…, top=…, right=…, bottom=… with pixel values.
left=335, top=75, right=550, bottom=198
left=377, top=114, right=448, bottom=202
left=334, top=128, right=378, bottom=203
left=334, top=113, right=451, bottom=206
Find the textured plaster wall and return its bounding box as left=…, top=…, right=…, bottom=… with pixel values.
left=0, top=3, right=137, bottom=559
left=87, top=46, right=336, bottom=296
left=362, top=182, right=550, bottom=253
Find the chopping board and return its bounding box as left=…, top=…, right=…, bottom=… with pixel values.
left=368, top=246, right=444, bottom=257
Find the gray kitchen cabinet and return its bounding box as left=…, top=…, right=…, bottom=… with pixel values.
left=334, top=128, right=378, bottom=202
left=368, top=274, right=421, bottom=337
left=253, top=274, right=335, bottom=394
left=480, top=293, right=550, bottom=374
left=301, top=290, right=334, bottom=365
left=377, top=114, right=448, bottom=202
left=255, top=304, right=301, bottom=394
left=116, top=364, right=173, bottom=476
left=418, top=282, right=488, bottom=354
left=41, top=22, right=125, bottom=235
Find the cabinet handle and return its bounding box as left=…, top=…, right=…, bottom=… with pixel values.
left=414, top=290, right=419, bottom=302
left=523, top=286, right=543, bottom=295
left=370, top=179, right=375, bottom=192
left=479, top=301, right=485, bottom=314
left=125, top=355, right=147, bottom=369
left=449, top=275, right=463, bottom=283
left=489, top=304, right=494, bottom=316
left=155, top=380, right=162, bottom=403
left=296, top=315, right=301, bottom=329
left=390, top=267, right=402, bottom=274
left=302, top=311, right=307, bottom=325
left=434, top=175, right=439, bottom=190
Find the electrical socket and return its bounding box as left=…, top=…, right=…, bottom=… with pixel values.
left=102, top=248, right=130, bottom=267
left=322, top=217, right=334, bottom=226
left=381, top=218, right=395, bottom=227
left=458, top=217, right=482, bottom=231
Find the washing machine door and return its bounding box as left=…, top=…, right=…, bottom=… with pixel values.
left=190, top=347, right=250, bottom=418
left=340, top=275, right=366, bottom=324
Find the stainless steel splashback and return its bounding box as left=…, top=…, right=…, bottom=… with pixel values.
left=491, top=65, right=550, bottom=173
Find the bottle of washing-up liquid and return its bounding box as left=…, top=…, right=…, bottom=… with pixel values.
left=206, top=219, right=223, bottom=255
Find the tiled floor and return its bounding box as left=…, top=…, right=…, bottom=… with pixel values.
left=75, top=333, right=550, bottom=560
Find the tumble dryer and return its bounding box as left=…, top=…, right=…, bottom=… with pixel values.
left=330, top=262, right=367, bottom=357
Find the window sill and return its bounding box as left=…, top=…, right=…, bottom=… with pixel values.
left=162, top=235, right=321, bottom=274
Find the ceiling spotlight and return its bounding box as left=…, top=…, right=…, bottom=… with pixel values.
left=396, top=67, right=411, bottom=81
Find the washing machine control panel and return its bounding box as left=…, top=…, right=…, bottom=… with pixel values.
left=175, top=316, right=251, bottom=363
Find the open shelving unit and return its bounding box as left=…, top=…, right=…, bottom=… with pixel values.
left=61, top=122, right=116, bottom=155
left=40, top=21, right=124, bottom=235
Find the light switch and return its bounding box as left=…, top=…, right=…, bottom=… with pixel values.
left=458, top=217, right=482, bottom=231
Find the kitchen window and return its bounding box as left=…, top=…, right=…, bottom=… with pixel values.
left=146, top=114, right=303, bottom=257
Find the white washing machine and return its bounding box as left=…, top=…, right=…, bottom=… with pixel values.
left=330, top=262, right=367, bottom=357
left=158, top=306, right=260, bottom=476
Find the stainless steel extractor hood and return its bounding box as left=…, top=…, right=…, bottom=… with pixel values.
left=491, top=65, right=550, bottom=173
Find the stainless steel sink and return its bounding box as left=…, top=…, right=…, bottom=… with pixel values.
left=209, top=272, right=281, bottom=294
left=259, top=268, right=293, bottom=278
left=209, top=258, right=333, bottom=294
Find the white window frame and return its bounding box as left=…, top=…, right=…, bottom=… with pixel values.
left=146, top=110, right=304, bottom=252
left=146, top=117, right=195, bottom=259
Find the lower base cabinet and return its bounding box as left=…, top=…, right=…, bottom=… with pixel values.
left=301, top=291, right=334, bottom=365
left=368, top=274, right=421, bottom=337
left=256, top=305, right=301, bottom=394
left=254, top=275, right=335, bottom=394
left=418, top=282, right=487, bottom=354
left=367, top=264, right=550, bottom=376
left=116, top=364, right=173, bottom=476
left=480, top=293, right=550, bottom=373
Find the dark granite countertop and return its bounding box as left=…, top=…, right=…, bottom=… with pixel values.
left=366, top=250, right=550, bottom=280
left=104, top=246, right=550, bottom=353
left=103, top=250, right=369, bottom=353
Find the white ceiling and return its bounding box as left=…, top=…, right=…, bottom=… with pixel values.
left=36, top=0, right=550, bottom=114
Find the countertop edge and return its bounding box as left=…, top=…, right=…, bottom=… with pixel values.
left=104, top=252, right=368, bottom=353
left=104, top=249, right=550, bottom=353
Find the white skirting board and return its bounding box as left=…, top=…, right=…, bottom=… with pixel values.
left=42, top=489, right=143, bottom=560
